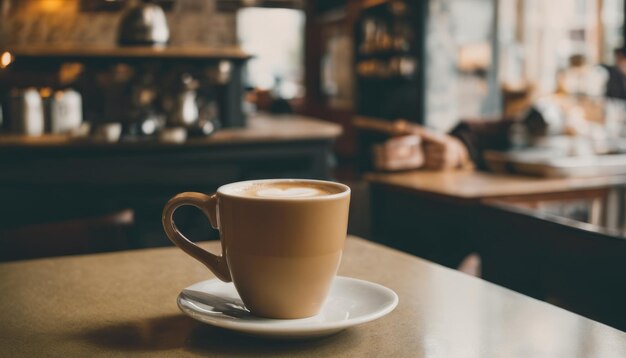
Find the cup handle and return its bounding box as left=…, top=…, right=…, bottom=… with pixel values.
left=162, top=192, right=232, bottom=282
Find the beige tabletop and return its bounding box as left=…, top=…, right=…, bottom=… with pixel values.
left=0, top=237, right=624, bottom=357
left=366, top=169, right=626, bottom=201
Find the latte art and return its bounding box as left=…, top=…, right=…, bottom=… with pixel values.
left=222, top=180, right=344, bottom=199
left=256, top=187, right=324, bottom=198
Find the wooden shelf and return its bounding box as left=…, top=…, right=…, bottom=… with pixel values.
left=3, top=45, right=251, bottom=61
left=361, top=0, right=390, bottom=10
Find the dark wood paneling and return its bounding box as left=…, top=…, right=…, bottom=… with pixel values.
left=0, top=139, right=336, bottom=251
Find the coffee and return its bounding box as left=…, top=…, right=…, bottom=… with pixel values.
left=163, top=179, right=351, bottom=319
left=223, top=180, right=343, bottom=199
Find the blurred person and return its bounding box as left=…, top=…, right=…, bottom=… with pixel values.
left=556, top=54, right=608, bottom=97
left=422, top=131, right=472, bottom=170
left=603, top=47, right=626, bottom=100
left=363, top=49, right=625, bottom=172
left=394, top=94, right=622, bottom=170
left=394, top=118, right=510, bottom=170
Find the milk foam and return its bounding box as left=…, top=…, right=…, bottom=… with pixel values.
left=222, top=181, right=343, bottom=199
left=256, top=187, right=323, bottom=198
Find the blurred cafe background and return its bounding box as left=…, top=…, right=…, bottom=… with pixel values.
left=0, top=0, right=625, bottom=331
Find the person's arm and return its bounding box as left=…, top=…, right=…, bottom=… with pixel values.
left=377, top=118, right=513, bottom=170
left=419, top=130, right=472, bottom=170
left=449, top=119, right=514, bottom=169
left=389, top=120, right=473, bottom=170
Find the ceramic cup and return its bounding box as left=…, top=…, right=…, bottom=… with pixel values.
left=162, top=179, right=351, bottom=319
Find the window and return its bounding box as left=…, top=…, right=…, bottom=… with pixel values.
left=237, top=7, right=305, bottom=99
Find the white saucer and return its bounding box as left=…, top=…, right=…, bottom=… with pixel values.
left=177, top=276, right=399, bottom=339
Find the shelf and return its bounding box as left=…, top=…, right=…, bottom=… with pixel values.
left=356, top=75, right=416, bottom=82
left=361, top=0, right=390, bottom=10
left=357, top=49, right=415, bottom=59
left=3, top=45, right=251, bottom=62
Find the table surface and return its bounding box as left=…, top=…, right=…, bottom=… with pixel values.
left=366, top=169, right=626, bottom=200
left=1, top=237, right=624, bottom=357
left=0, top=114, right=343, bottom=149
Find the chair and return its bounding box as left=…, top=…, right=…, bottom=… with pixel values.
left=0, top=209, right=134, bottom=262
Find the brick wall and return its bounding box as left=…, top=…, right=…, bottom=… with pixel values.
left=0, top=0, right=237, bottom=47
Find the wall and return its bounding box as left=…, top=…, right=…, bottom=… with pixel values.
left=425, top=0, right=501, bottom=132
left=0, top=0, right=237, bottom=47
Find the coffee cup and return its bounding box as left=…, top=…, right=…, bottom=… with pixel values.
left=162, top=179, right=351, bottom=319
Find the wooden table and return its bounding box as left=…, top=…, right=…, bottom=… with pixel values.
left=364, top=169, right=626, bottom=259
left=0, top=237, right=624, bottom=357
left=366, top=169, right=626, bottom=202
left=365, top=170, right=626, bottom=330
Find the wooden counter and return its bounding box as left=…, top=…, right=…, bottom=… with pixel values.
left=0, top=113, right=342, bottom=188
left=0, top=114, right=342, bottom=149
left=366, top=169, right=626, bottom=202
left=0, top=114, right=342, bottom=251
left=1, top=236, right=624, bottom=357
